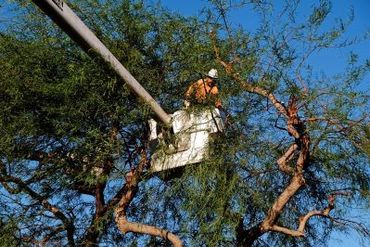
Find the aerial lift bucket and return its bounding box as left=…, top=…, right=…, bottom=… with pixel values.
left=149, top=108, right=224, bottom=172
left=31, top=0, right=224, bottom=173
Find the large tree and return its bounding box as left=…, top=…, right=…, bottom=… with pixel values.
left=0, top=0, right=369, bottom=246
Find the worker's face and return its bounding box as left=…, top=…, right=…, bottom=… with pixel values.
left=206, top=77, right=214, bottom=84
left=206, top=77, right=216, bottom=86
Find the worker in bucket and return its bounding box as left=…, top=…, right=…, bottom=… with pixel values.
left=184, top=68, right=222, bottom=108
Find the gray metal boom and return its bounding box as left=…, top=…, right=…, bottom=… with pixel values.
left=31, top=0, right=172, bottom=125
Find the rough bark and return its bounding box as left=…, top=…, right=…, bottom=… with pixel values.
left=114, top=151, right=183, bottom=247
left=115, top=216, right=183, bottom=247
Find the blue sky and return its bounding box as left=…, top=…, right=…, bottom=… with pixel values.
left=159, top=1, right=369, bottom=246
left=160, top=0, right=370, bottom=89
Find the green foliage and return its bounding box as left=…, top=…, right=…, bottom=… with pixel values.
left=309, top=0, right=332, bottom=26
left=0, top=0, right=369, bottom=246
left=0, top=218, right=18, bottom=247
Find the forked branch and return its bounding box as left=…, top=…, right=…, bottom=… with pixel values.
left=270, top=194, right=337, bottom=237
left=277, top=143, right=298, bottom=174
left=114, top=150, right=183, bottom=247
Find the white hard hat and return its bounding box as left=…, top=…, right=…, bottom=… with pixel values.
left=207, top=68, right=218, bottom=79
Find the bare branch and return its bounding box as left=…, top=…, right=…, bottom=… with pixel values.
left=114, top=150, right=183, bottom=247
left=116, top=216, right=182, bottom=247
left=0, top=174, right=75, bottom=246
left=331, top=217, right=370, bottom=237
left=277, top=143, right=298, bottom=174
left=40, top=225, right=66, bottom=247
left=270, top=194, right=337, bottom=237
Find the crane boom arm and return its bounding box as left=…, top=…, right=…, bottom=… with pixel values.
left=31, top=0, right=172, bottom=125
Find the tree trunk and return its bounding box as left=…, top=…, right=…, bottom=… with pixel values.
left=236, top=224, right=264, bottom=247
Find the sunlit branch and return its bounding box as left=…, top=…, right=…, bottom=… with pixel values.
left=277, top=143, right=298, bottom=174
left=114, top=149, right=183, bottom=247
left=269, top=193, right=347, bottom=237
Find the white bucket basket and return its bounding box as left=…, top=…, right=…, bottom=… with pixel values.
left=150, top=108, right=224, bottom=172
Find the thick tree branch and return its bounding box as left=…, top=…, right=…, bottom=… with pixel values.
left=260, top=125, right=310, bottom=231
left=277, top=143, right=298, bottom=174
left=238, top=192, right=337, bottom=246
left=217, top=57, right=311, bottom=245
left=116, top=217, right=182, bottom=247
left=270, top=194, right=336, bottom=237
left=260, top=174, right=306, bottom=230
left=114, top=150, right=183, bottom=247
